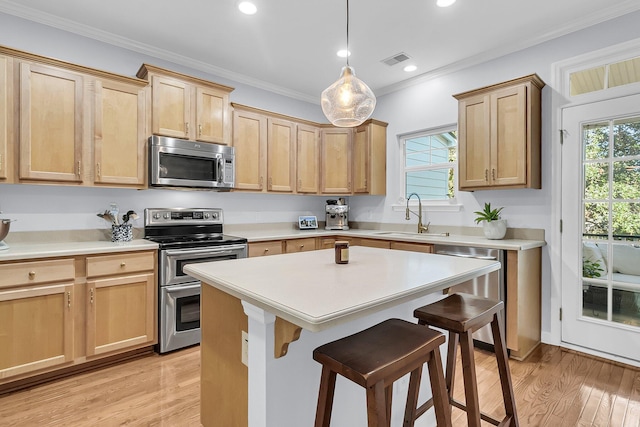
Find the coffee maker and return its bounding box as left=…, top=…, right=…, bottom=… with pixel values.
left=325, top=199, right=349, bottom=230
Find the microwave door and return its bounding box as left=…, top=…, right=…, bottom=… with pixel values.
left=156, top=150, right=218, bottom=188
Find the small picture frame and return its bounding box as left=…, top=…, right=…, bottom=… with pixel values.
left=298, top=215, right=318, bottom=230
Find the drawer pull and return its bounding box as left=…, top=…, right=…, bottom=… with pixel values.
left=264, top=248, right=269, bottom=253
left=67, top=291, right=71, bottom=308
left=299, top=245, right=304, bottom=249
left=28, top=271, right=36, bottom=279
left=90, top=288, right=94, bottom=304
left=120, top=262, right=126, bottom=267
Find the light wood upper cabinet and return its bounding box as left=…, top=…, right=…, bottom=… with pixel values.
left=19, top=62, right=84, bottom=183
left=233, top=107, right=267, bottom=191
left=320, top=127, right=352, bottom=194
left=0, top=55, right=11, bottom=182
left=137, top=64, right=233, bottom=145
left=94, top=78, right=146, bottom=187
left=267, top=117, right=296, bottom=192
left=296, top=124, right=320, bottom=193
left=455, top=74, right=544, bottom=191
left=353, top=120, right=387, bottom=195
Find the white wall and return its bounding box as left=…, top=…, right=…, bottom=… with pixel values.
left=2, top=10, right=640, bottom=342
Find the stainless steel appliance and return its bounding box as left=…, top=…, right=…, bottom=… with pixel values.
left=144, top=208, right=247, bottom=353
left=325, top=200, right=349, bottom=230
left=434, top=244, right=505, bottom=351
left=149, top=135, right=235, bottom=190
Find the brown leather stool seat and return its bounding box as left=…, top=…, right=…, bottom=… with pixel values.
left=313, top=318, right=452, bottom=427
left=413, top=293, right=518, bottom=427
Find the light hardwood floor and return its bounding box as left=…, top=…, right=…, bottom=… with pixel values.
left=0, top=344, right=638, bottom=426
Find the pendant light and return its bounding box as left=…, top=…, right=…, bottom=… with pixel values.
left=321, top=0, right=376, bottom=128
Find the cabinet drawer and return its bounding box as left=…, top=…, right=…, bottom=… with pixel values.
left=249, top=241, right=283, bottom=257
left=0, top=258, right=75, bottom=288
left=284, top=238, right=316, bottom=253
left=86, top=251, right=155, bottom=278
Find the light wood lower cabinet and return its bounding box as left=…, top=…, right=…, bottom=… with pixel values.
left=0, top=250, right=157, bottom=387
left=355, top=238, right=391, bottom=249
left=389, top=241, right=433, bottom=253
left=0, top=282, right=74, bottom=380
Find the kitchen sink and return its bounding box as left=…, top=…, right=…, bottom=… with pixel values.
left=372, top=231, right=450, bottom=237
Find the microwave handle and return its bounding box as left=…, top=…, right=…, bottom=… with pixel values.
left=217, top=157, right=224, bottom=183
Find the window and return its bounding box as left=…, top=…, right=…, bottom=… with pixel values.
left=401, top=126, right=457, bottom=201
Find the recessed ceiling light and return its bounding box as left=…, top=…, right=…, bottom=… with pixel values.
left=337, top=49, right=351, bottom=58
left=403, top=65, right=417, bottom=72
left=436, top=0, right=456, bottom=7
left=238, top=1, right=257, bottom=15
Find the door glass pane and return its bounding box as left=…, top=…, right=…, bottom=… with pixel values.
left=584, top=122, right=609, bottom=160
left=582, top=118, right=640, bottom=329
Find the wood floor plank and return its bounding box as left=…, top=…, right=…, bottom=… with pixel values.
left=0, top=343, right=638, bottom=427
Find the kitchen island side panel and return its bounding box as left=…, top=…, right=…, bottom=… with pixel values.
left=201, top=284, right=248, bottom=427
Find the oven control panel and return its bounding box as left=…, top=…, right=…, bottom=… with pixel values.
left=145, top=208, right=223, bottom=226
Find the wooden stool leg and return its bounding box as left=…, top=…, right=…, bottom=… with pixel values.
left=491, top=314, right=519, bottom=427
left=315, top=366, right=337, bottom=427
left=366, top=381, right=389, bottom=427
left=385, top=384, right=393, bottom=426
left=459, top=331, right=481, bottom=427
left=427, top=346, right=453, bottom=427
left=403, top=366, right=423, bottom=426
left=445, top=331, right=459, bottom=404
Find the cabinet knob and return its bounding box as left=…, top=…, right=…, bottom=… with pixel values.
left=199, top=124, right=202, bottom=137
left=120, top=262, right=126, bottom=267
left=299, top=245, right=304, bottom=249
left=264, top=248, right=269, bottom=253
left=185, top=122, right=190, bottom=136
left=28, top=271, right=36, bottom=278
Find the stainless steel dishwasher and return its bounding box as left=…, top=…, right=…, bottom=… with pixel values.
left=434, top=244, right=506, bottom=351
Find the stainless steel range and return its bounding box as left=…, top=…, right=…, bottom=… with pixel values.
left=144, top=208, right=247, bottom=353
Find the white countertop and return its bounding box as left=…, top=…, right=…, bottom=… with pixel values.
left=0, top=239, right=159, bottom=261
left=233, top=228, right=545, bottom=251
left=185, top=246, right=500, bottom=332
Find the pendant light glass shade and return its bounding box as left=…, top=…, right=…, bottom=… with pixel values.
left=321, top=65, right=376, bottom=127
left=321, top=0, right=376, bottom=128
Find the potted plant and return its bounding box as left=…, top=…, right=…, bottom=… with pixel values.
left=474, top=202, right=507, bottom=239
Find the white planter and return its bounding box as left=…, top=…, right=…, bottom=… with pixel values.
left=482, top=219, right=507, bottom=240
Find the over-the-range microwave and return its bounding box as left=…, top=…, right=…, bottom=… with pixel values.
left=148, top=135, right=235, bottom=190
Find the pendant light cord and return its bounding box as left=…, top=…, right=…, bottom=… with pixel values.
left=346, top=0, right=350, bottom=67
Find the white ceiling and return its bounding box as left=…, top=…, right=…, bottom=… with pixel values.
left=1, top=0, right=640, bottom=103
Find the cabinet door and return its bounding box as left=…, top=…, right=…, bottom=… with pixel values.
left=86, top=273, right=155, bottom=356
left=320, top=128, right=352, bottom=194
left=296, top=124, right=319, bottom=193
left=19, top=62, right=84, bottom=182
left=0, top=283, right=74, bottom=379
left=353, top=124, right=369, bottom=193
left=267, top=118, right=295, bottom=192
left=458, top=93, right=491, bottom=190
left=491, top=85, right=527, bottom=186
left=233, top=109, right=267, bottom=191
left=0, top=55, right=10, bottom=181
left=196, top=86, right=230, bottom=144
left=151, top=75, right=191, bottom=139
left=94, top=79, right=146, bottom=186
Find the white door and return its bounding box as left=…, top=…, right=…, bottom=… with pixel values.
left=561, top=94, right=640, bottom=363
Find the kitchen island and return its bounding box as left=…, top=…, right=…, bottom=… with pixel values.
left=185, top=246, right=500, bottom=427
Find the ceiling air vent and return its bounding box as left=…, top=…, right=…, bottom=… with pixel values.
left=382, top=52, right=411, bottom=66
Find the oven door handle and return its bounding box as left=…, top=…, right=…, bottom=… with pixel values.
left=165, top=283, right=201, bottom=293
left=164, top=245, right=247, bottom=257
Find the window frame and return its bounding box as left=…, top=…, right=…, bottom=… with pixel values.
left=395, top=124, right=461, bottom=211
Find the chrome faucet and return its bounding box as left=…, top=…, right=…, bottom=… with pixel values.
left=405, top=193, right=429, bottom=233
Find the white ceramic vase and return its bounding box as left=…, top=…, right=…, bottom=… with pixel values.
left=482, top=219, right=507, bottom=240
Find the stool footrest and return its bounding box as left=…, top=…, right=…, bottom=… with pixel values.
left=414, top=397, right=433, bottom=419
left=451, top=398, right=510, bottom=426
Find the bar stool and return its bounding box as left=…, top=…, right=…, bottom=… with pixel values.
left=413, top=293, right=518, bottom=427
left=313, top=318, right=452, bottom=427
